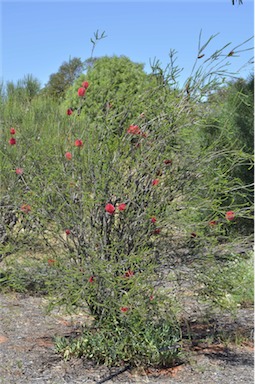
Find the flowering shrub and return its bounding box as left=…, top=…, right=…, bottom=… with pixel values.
left=0, top=42, right=253, bottom=368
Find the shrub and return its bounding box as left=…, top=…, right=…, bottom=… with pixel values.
left=0, top=34, right=253, bottom=368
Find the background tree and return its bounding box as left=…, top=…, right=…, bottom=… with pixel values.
left=45, top=57, right=84, bottom=100
left=4, top=74, right=41, bottom=102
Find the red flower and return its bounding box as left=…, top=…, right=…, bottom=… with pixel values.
left=124, top=270, right=134, bottom=278
left=65, top=152, right=72, bottom=160
left=65, top=229, right=71, bottom=235
left=225, top=211, right=235, bottom=221
left=152, top=179, right=159, bottom=186
left=120, top=307, right=129, bottom=313
left=9, top=137, right=16, bottom=145
left=151, top=216, right=157, bottom=223
left=153, top=228, right=161, bottom=235
left=10, top=128, right=16, bottom=135
left=78, top=87, right=86, bottom=97
left=118, top=203, right=126, bottom=211
left=74, top=139, right=83, bottom=147
left=209, top=220, right=217, bottom=226
left=89, top=276, right=94, bottom=283
left=20, top=204, right=31, bottom=213
left=82, top=81, right=89, bottom=89
left=105, top=203, right=115, bottom=215
left=149, top=295, right=154, bottom=301
left=47, top=259, right=56, bottom=265
left=15, top=168, right=23, bottom=175
left=127, top=125, right=141, bottom=135
left=164, top=159, right=172, bottom=165
left=66, top=108, right=73, bottom=115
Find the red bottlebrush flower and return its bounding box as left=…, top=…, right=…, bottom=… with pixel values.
left=163, top=159, right=172, bottom=165
left=124, top=270, right=134, bottom=278
left=10, top=128, right=16, bottom=135
left=152, top=179, right=159, bottom=186
left=82, top=81, right=89, bottom=89
left=151, top=216, right=157, bottom=224
left=120, top=307, right=129, bottom=313
left=118, top=203, right=126, bottom=211
left=89, top=276, right=94, bottom=283
left=77, top=87, right=86, bottom=97
left=66, top=108, right=73, bottom=115
left=105, top=203, right=115, bottom=215
left=153, top=228, right=161, bottom=235
left=20, top=204, right=31, bottom=213
left=65, top=152, right=72, bottom=160
left=65, top=229, right=71, bottom=235
left=9, top=137, right=16, bottom=145
left=127, top=125, right=141, bottom=135
left=15, top=168, right=23, bottom=175
left=74, top=139, right=83, bottom=147
left=209, top=220, right=217, bottom=226
left=47, top=259, right=56, bottom=265
left=190, top=232, right=197, bottom=238
left=225, top=211, right=235, bottom=221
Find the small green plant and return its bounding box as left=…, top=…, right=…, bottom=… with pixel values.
left=55, top=304, right=182, bottom=367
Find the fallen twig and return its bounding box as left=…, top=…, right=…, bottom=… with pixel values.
left=96, top=365, right=131, bottom=384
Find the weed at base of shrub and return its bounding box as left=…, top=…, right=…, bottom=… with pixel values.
left=55, top=316, right=183, bottom=368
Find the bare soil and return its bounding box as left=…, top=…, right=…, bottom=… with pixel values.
left=0, top=292, right=253, bottom=384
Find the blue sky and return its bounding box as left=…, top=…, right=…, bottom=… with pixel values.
left=1, top=0, right=254, bottom=88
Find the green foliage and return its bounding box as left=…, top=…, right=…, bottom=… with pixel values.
left=0, top=256, right=59, bottom=294
left=196, top=254, right=254, bottom=310
left=199, top=76, right=254, bottom=229
left=64, top=55, right=164, bottom=132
